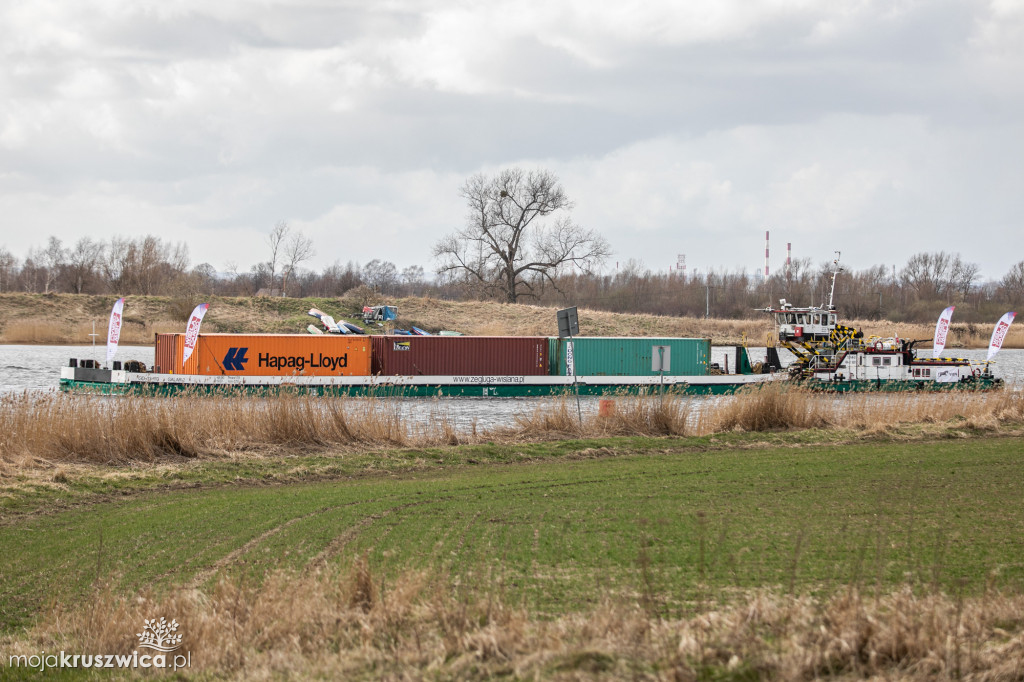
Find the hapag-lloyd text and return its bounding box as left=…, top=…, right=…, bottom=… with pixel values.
left=258, top=353, right=348, bottom=372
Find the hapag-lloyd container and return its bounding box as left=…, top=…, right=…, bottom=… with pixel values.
left=548, top=337, right=710, bottom=376
left=154, top=334, right=371, bottom=376
left=371, top=336, right=548, bottom=376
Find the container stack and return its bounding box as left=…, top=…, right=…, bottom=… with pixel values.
left=153, top=333, right=709, bottom=378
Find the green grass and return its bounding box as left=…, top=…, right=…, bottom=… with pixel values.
left=3, top=435, right=1024, bottom=635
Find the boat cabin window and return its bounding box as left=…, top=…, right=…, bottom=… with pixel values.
left=813, top=314, right=821, bottom=325
left=882, top=357, right=892, bottom=366
left=786, top=314, right=796, bottom=324
left=872, top=357, right=882, bottom=366
left=828, top=314, right=836, bottom=326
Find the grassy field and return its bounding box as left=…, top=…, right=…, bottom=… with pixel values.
left=6, top=435, right=1024, bottom=613
left=3, top=419, right=1024, bottom=678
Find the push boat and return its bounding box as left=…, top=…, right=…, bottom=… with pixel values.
left=764, top=300, right=999, bottom=391
left=761, top=255, right=1001, bottom=392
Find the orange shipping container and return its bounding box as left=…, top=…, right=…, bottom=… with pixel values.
left=153, top=334, right=371, bottom=376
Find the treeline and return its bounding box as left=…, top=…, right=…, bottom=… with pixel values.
left=529, top=253, right=1024, bottom=324
left=0, top=235, right=434, bottom=300
left=2, top=235, right=1023, bottom=323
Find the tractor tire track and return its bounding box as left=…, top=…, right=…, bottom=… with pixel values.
left=305, top=498, right=445, bottom=572
left=188, top=499, right=371, bottom=588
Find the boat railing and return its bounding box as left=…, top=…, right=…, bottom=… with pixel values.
left=834, top=337, right=858, bottom=353
left=805, top=353, right=837, bottom=371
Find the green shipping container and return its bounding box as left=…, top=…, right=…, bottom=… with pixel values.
left=547, top=337, right=710, bottom=376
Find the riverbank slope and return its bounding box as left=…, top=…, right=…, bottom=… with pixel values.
left=0, top=291, right=1017, bottom=348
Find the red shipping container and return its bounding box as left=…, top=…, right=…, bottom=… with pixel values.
left=154, top=333, right=197, bottom=375
left=371, top=336, right=548, bottom=376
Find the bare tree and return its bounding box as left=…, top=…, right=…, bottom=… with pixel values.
left=0, top=246, right=17, bottom=292
left=280, top=230, right=314, bottom=297
left=100, top=235, right=189, bottom=295
left=318, top=260, right=363, bottom=296
left=1000, top=260, right=1024, bottom=304
left=950, top=257, right=980, bottom=301
left=266, top=221, right=289, bottom=295
left=65, top=237, right=106, bottom=294
left=433, top=168, right=611, bottom=303
left=34, top=236, right=66, bottom=293
left=401, top=264, right=426, bottom=295
left=363, top=259, right=399, bottom=294
left=900, top=251, right=980, bottom=303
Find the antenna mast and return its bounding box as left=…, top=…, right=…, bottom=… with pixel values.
left=827, top=251, right=844, bottom=309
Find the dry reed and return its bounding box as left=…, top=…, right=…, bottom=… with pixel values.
left=505, top=393, right=693, bottom=439
left=0, top=392, right=476, bottom=465
left=706, top=383, right=1024, bottom=434
left=3, top=387, right=1023, bottom=467
left=5, top=561, right=1024, bottom=680
left=1, top=318, right=180, bottom=345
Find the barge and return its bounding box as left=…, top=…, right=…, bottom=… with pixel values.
left=59, top=267, right=1006, bottom=396
left=60, top=334, right=780, bottom=397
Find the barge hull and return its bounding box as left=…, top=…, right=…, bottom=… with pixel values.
left=58, top=368, right=777, bottom=397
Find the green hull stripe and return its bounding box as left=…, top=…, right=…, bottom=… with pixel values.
left=59, top=377, right=1000, bottom=397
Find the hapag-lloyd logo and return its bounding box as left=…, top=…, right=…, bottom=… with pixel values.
left=7, top=616, right=190, bottom=672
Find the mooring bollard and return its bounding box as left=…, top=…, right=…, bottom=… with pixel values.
left=598, top=399, right=616, bottom=417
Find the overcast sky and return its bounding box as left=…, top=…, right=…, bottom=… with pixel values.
left=2, top=0, right=1022, bottom=281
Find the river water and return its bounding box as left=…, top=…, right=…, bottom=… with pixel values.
left=2, top=344, right=1022, bottom=430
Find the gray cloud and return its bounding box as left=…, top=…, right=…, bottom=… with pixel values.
left=1, top=0, right=1022, bottom=280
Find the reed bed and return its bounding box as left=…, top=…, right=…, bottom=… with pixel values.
left=508, top=384, right=1024, bottom=439
left=2, top=385, right=1022, bottom=467
left=846, top=318, right=1024, bottom=351
left=0, top=318, right=180, bottom=345
left=0, top=392, right=468, bottom=465
left=705, top=384, right=1024, bottom=433
left=5, top=561, right=1023, bottom=680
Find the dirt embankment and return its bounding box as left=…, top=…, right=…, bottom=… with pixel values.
left=0, top=292, right=1018, bottom=348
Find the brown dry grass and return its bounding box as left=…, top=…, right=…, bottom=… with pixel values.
left=1, top=318, right=182, bottom=345
left=3, top=386, right=1022, bottom=470
left=8, top=291, right=1020, bottom=348
left=5, top=561, right=1024, bottom=680
left=388, top=297, right=774, bottom=343
left=0, top=393, right=466, bottom=466
left=504, top=384, right=1024, bottom=441
left=705, top=384, right=1024, bottom=433
left=844, top=318, right=1024, bottom=351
